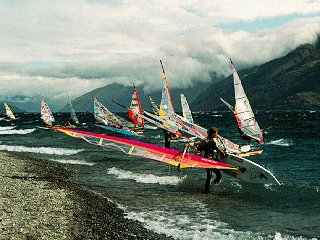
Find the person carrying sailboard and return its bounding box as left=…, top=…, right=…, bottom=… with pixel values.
left=186, top=127, right=227, bottom=193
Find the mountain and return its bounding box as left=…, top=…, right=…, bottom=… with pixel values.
left=191, top=39, right=320, bottom=110
left=61, top=82, right=206, bottom=113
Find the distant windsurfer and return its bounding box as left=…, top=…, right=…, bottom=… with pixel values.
left=186, top=127, right=227, bottom=192
left=163, top=129, right=179, bottom=148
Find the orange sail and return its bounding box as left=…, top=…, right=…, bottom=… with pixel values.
left=129, top=85, right=144, bottom=127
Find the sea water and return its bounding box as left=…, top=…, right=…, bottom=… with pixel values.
left=0, top=110, right=319, bottom=240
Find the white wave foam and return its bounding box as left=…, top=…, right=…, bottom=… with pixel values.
left=107, top=167, right=184, bottom=185
left=267, top=139, right=293, bottom=146
left=150, top=134, right=161, bottom=139
left=0, top=126, right=16, bottom=131
left=49, top=158, right=95, bottom=166
left=144, top=124, right=158, bottom=130
left=125, top=202, right=260, bottom=240
left=0, top=145, right=83, bottom=155
left=0, top=128, right=36, bottom=135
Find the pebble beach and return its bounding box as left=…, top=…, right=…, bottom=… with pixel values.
left=0, top=151, right=171, bottom=239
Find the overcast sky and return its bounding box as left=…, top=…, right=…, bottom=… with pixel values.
left=0, top=0, right=319, bottom=104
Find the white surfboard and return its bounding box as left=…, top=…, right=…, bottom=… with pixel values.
left=220, top=153, right=280, bottom=185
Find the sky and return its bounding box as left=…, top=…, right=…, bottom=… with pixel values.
left=0, top=0, right=319, bottom=108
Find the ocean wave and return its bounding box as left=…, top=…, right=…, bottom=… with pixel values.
left=267, top=138, right=293, bottom=146
left=144, top=124, right=158, bottom=130
left=0, top=145, right=83, bottom=155
left=0, top=126, right=16, bottom=131
left=49, top=158, right=95, bottom=166
left=107, top=167, right=185, bottom=185
left=124, top=202, right=261, bottom=240
left=0, top=128, right=36, bottom=135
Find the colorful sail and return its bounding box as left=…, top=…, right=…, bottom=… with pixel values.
left=93, top=98, right=122, bottom=127
left=129, top=85, right=144, bottom=127
left=231, top=60, right=264, bottom=143
left=68, top=95, right=79, bottom=125
left=159, top=60, right=174, bottom=115
left=180, top=94, right=194, bottom=123
left=40, top=98, right=55, bottom=126
left=94, top=98, right=138, bottom=136
left=54, top=127, right=237, bottom=170
left=3, top=102, right=15, bottom=120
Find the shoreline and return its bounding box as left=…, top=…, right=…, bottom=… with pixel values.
left=0, top=151, right=171, bottom=239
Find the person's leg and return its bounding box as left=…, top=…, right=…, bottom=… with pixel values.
left=205, top=169, right=212, bottom=192
left=212, top=169, right=222, bottom=184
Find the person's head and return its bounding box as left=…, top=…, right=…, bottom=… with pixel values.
left=207, top=127, right=219, bottom=138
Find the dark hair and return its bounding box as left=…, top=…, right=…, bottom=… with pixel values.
left=207, top=127, right=218, bottom=136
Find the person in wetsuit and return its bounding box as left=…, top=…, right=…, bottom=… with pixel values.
left=187, top=127, right=227, bottom=192
left=163, top=129, right=179, bottom=148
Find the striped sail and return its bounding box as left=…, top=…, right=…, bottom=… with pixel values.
left=93, top=98, right=122, bottom=127
left=129, top=86, right=144, bottom=127
left=40, top=99, right=55, bottom=126
left=4, top=102, right=15, bottom=120
left=180, top=94, right=194, bottom=123
left=93, top=98, right=134, bottom=129
left=231, top=60, right=264, bottom=143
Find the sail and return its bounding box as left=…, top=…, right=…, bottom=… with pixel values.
left=94, top=98, right=135, bottom=129
left=159, top=60, right=174, bottom=115
left=68, top=95, right=79, bottom=125
left=231, top=60, right=264, bottom=143
left=40, top=98, right=55, bottom=126
left=93, top=98, right=122, bottom=127
left=129, top=85, right=144, bottom=127
left=54, top=127, right=237, bottom=170
left=180, top=94, right=194, bottom=123
left=3, top=102, right=15, bottom=120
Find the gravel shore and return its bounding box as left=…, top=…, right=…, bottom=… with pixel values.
left=0, top=151, right=171, bottom=239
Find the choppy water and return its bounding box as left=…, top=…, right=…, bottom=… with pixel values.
left=0, top=111, right=319, bottom=240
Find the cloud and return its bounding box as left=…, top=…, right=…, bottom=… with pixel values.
left=0, top=0, right=319, bottom=107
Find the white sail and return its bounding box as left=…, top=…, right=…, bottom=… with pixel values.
left=68, top=95, right=79, bottom=125
left=159, top=60, right=175, bottom=115
left=180, top=94, right=194, bottom=123
left=231, top=60, right=264, bottom=143
left=40, top=99, right=55, bottom=126
left=3, top=102, right=15, bottom=120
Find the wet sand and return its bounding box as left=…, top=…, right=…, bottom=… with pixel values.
left=0, top=151, right=171, bottom=239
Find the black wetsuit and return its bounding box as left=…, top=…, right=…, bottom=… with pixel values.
left=197, top=138, right=223, bottom=192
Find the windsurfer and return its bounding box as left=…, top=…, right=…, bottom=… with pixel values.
left=163, top=129, right=179, bottom=148
left=186, top=127, right=227, bottom=192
